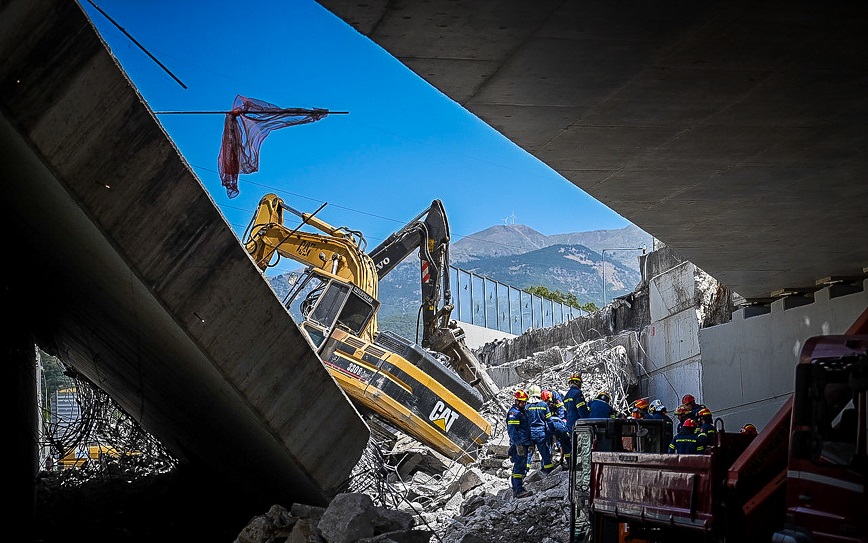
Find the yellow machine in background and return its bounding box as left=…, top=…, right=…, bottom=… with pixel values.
left=58, top=444, right=134, bottom=469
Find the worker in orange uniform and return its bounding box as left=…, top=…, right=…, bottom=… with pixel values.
left=506, top=389, right=534, bottom=498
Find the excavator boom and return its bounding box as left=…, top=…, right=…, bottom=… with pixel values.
left=369, top=200, right=500, bottom=402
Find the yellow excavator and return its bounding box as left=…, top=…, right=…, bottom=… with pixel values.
left=244, top=194, right=499, bottom=463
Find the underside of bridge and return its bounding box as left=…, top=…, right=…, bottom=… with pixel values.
left=1, top=1, right=370, bottom=528
left=316, top=0, right=868, bottom=300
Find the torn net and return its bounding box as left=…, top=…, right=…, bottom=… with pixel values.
left=217, top=95, right=328, bottom=198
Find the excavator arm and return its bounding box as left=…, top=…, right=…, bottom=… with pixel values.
left=244, top=193, right=379, bottom=299
left=369, top=200, right=501, bottom=402
left=369, top=200, right=450, bottom=345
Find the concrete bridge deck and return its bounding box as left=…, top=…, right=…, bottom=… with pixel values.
left=2, top=0, right=369, bottom=519
left=317, top=0, right=868, bottom=301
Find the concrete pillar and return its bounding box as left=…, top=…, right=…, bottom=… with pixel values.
left=7, top=309, right=37, bottom=530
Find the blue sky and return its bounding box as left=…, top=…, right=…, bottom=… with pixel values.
left=81, top=0, right=633, bottom=264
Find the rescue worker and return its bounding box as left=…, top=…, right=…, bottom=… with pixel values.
left=630, top=398, right=650, bottom=419
left=506, top=389, right=534, bottom=498
left=673, top=404, right=692, bottom=433
left=588, top=391, right=616, bottom=418
left=542, top=388, right=565, bottom=417
left=647, top=399, right=674, bottom=443
left=563, top=373, right=590, bottom=430
left=667, top=418, right=706, bottom=454
left=740, top=423, right=758, bottom=435
left=525, top=385, right=555, bottom=473
left=647, top=399, right=669, bottom=419
left=681, top=393, right=708, bottom=419
left=542, top=389, right=571, bottom=467
left=696, top=407, right=716, bottom=445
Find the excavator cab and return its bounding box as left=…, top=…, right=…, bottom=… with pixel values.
left=284, top=267, right=379, bottom=349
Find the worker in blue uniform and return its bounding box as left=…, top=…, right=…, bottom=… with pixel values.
left=667, top=418, right=707, bottom=454
left=506, top=389, right=534, bottom=498
left=525, top=385, right=555, bottom=473
left=542, top=389, right=571, bottom=467
left=647, top=399, right=674, bottom=444
left=588, top=391, right=616, bottom=418
left=563, top=373, right=590, bottom=430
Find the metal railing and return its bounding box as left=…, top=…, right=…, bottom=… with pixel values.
left=451, top=265, right=582, bottom=335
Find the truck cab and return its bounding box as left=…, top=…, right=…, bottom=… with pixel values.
left=776, top=334, right=867, bottom=543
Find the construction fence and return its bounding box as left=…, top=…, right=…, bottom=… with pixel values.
left=451, top=265, right=583, bottom=336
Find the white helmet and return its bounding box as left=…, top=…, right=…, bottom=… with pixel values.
left=650, top=399, right=665, bottom=413
left=527, top=385, right=542, bottom=398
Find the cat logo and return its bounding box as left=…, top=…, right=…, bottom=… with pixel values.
left=429, top=400, right=459, bottom=433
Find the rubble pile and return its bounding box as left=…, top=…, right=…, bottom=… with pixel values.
left=234, top=494, right=432, bottom=543
left=235, top=337, right=639, bottom=543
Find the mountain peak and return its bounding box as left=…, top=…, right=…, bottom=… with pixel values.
left=451, top=222, right=652, bottom=269
left=451, top=224, right=548, bottom=263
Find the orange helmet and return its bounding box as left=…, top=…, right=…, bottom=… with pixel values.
left=634, top=398, right=649, bottom=410
left=674, top=404, right=691, bottom=416
left=514, top=389, right=529, bottom=402
left=568, top=373, right=582, bottom=384
left=740, top=424, right=758, bottom=435
left=682, top=418, right=697, bottom=429
left=697, top=407, right=712, bottom=418
left=682, top=394, right=696, bottom=405
left=541, top=390, right=552, bottom=402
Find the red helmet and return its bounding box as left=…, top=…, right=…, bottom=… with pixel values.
left=634, top=398, right=649, bottom=410
left=541, top=390, right=552, bottom=402
left=514, top=389, right=529, bottom=402
left=568, top=373, right=582, bottom=384
left=740, top=424, right=758, bottom=435
left=682, top=418, right=697, bottom=429
left=682, top=394, right=696, bottom=405
left=697, top=407, right=712, bottom=418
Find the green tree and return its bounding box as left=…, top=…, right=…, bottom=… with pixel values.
left=41, top=351, right=75, bottom=399
left=525, top=285, right=598, bottom=313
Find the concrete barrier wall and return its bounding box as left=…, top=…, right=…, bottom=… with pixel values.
left=459, top=321, right=516, bottom=351
left=698, top=281, right=867, bottom=432
left=640, top=261, right=704, bottom=413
